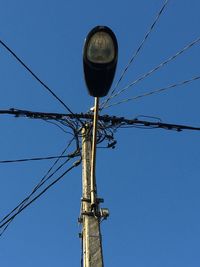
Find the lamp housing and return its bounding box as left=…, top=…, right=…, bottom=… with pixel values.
left=83, top=26, right=118, bottom=97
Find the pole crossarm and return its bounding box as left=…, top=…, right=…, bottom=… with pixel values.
left=0, top=108, right=200, bottom=132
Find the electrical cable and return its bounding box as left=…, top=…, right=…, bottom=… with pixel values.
left=0, top=154, right=75, bottom=164
left=0, top=157, right=72, bottom=235
left=0, top=147, right=79, bottom=231
left=0, top=39, right=83, bottom=126
left=42, top=119, right=74, bottom=135
left=101, top=0, right=169, bottom=109
left=123, top=120, right=200, bottom=131
left=0, top=137, right=77, bottom=225
left=0, top=108, right=200, bottom=132
left=0, top=158, right=81, bottom=235
left=134, top=115, right=162, bottom=122
left=101, top=36, right=200, bottom=108
left=120, top=125, right=159, bottom=130
left=103, top=75, right=200, bottom=109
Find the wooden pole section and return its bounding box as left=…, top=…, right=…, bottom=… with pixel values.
left=81, top=125, right=104, bottom=267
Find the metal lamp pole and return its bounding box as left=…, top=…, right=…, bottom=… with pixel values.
left=90, top=97, right=99, bottom=210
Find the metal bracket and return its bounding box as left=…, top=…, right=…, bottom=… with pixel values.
left=81, top=197, right=91, bottom=203
left=81, top=211, right=94, bottom=216
left=81, top=197, right=104, bottom=203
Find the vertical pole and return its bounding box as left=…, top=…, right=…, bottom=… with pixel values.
left=81, top=125, right=104, bottom=267
left=90, top=97, right=99, bottom=209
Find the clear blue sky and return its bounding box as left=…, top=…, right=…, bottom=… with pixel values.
left=0, top=0, right=200, bottom=266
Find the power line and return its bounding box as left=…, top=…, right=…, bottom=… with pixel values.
left=0, top=138, right=78, bottom=232
left=118, top=120, right=200, bottom=132
left=101, top=36, right=200, bottom=108
left=0, top=39, right=81, bottom=121
left=0, top=158, right=71, bottom=236
left=0, top=157, right=71, bottom=228
left=0, top=158, right=81, bottom=235
left=0, top=154, right=76, bottom=164
left=101, top=0, right=169, bottom=109
left=42, top=119, right=74, bottom=135
left=0, top=111, right=200, bottom=236
left=0, top=151, right=74, bottom=222
left=0, top=108, right=200, bottom=132
left=103, top=75, right=200, bottom=109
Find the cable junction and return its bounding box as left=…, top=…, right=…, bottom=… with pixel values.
left=0, top=108, right=200, bottom=132
left=1, top=106, right=200, bottom=236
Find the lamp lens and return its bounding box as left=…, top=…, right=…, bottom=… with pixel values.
left=87, top=31, right=115, bottom=63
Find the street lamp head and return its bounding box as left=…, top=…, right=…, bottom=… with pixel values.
left=86, top=31, right=115, bottom=64
left=83, top=26, right=118, bottom=97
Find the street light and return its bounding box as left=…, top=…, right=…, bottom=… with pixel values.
left=83, top=26, right=118, bottom=210
left=81, top=26, right=118, bottom=265
left=83, top=26, right=118, bottom=97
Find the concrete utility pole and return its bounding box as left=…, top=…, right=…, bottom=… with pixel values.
left=80, top=26, right=117, bottom=267
left=80, top=124, right=107, bottom=267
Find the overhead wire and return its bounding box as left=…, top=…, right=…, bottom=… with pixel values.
left=0, top=158, right=81, bottom=235
left=0, top=157, right=73, bottom=235
left=0, top=154, right=75, bottom=164
left=0, top=39, right=83, bottom=126
left=134, top=115, right=162, bottom=122
left=0, top=156, right=80, bottom=236
left=101, top=0, right=170, bottom=109
left=101, top=36, right=200, bottom=108
left=2, top=0, right=200, bottom=246
left=103, top=75, right=200, bottom=109
left=0, top=137, right=79, bottom=234
left=42, top=119, right=74, bottom=135
left=119, top=124, right=159, bottom=130
left=0, top=137, right=76, bottom=221
left=0, top=156, right=71, bottom=229
left=0, top=108, right=200, bottom=132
